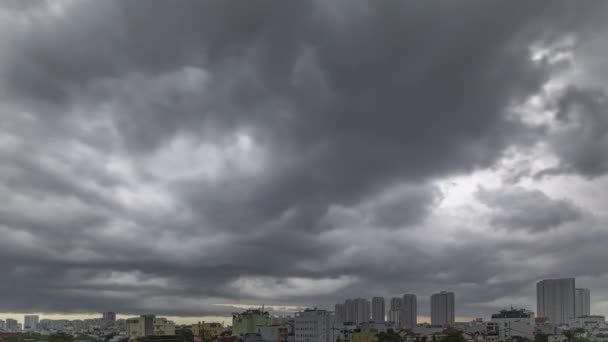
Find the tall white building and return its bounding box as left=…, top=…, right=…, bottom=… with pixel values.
left=345, top=299, right=355, bottom=323
left=575, top=288, right=591, bottom=317
left=390, top=297, right=403, bottom=310
left=537, top=278, right=576, bottom=324
left=24, top=315, right=39, bottom=331
left=372, top=297, right=385, bottom=322
left=354, top=298, right=370, bottom=324
left=388, top=297, right=403, bottom=324
left=431, top=291, right=455, bottom=327
left=294, top=309, right=336, bottom=342
left=401, top=294, right=417, bottom=329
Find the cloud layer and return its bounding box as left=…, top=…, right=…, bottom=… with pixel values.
left=1, top=0, right=608, bottom=319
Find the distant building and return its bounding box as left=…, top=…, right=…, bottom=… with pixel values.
left=126, top=315, right=175, bottom=340
left=294, top=309, right=336, bottom=342
left=490, top=308, right=534, bottom=342
left=345, top=299, right=355, bottom=323
left=335, top=304, right=347, bottom=324
left=401, top=294, right=417, bottom=329
left=569, top=315, right=605, bottom=330
left=371, top=297, right=385, bottom=323
left=354, top=298, right=370, bottom=324
left=0, top=319, right=5, bottom=330
left=456, top=319, right=499, bottom=338
left=257, top=323, right=292, bottom=342
left=340, top=299, right=370, bottom=324
left=575, top=288, right=591, bottom=318
left=192, top=322, right=226, bottom=339
left=232, top=309, right=271, bottom=336
left=387, top=298, right=403, bottom=325
left=5, top=319, right=19, bottom=332
left=430, top=291, right=455, bottom=327
left=358, top=322, right=395, bottom=333
left=104, top=312, right=117, bottom=322
left=24, top=315, right=39, bottom=331
left=537, top=278, right=576, bottom=324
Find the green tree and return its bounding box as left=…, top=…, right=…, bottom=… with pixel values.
left=440, top=331, right=465, bottom=342
left=175, top=327, right=194, bottom=342
left=49, top=333, right=75, bottom=342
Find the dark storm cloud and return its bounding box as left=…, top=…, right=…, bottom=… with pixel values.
left=540, top=86, right=608, bottom=177
left=0, top=0, right=606, bottom=319
left=476, top=186, right=583, bottom=231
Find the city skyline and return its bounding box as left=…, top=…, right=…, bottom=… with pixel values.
left=0, top=276, right=592, bottom=327
left=1, top=1, right=608, bottom=323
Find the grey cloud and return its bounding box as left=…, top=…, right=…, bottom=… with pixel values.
left=544, top=86, right=608, bottom=177
left=476, top=186, right=583, bottom=231
left=0, top=0, right=606, bottom=319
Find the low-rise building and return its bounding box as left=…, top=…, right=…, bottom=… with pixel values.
left=127, top=315, right=175, bottom=340
left=294, top=309, right=336, bottom=342
left=490, top=308, right=534, bottom=342
left=456, top=319, right=499, bottom=338
left=352, top=329, right=378, bottom=342
left=411, top=325, right=444, bottom=338
left=258, top=324, right=292, bottom=342
left=358, top=322, right=395, bottom=333
left=192, top=322, right=226, bottom=339
left=233, top=309, right=271, bottom=336
left=569, top=316, right=606, bottom=330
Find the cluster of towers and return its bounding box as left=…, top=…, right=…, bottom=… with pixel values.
left=335, top=291, right=455, bottom=328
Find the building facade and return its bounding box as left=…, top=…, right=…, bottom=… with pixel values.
left=24, top=315, right=39, bottom=331
left=340, top=299, right=370, bottom=324
left=126, top=315, right=175, bottom=340
left=569, top=315, right=606, bottom=330
left=232, top=309, right=271, bottom=336
left=401, top=294, right=417, bottom=329
left=5, top=319, right=19, bottom=332
left=537, top=278, right=576, bottom=325
left=490, top=309, right=535, bottom=342
left=356, top=298, right=370, bottom=324
left=294, top=309, right=336, bottom=342
left=192, top=322, right=226, bottom=339
left=257, top=323, right=293, bottom=342
left=335, top=304, right=347, bottom=324
left=345, top=299, right=355, bottom=323
left=575, top=288, right=591, bottom=318
left=387, top=298, right=403, bottom=324
left=430, top=291, right=455, bottom=327
left=371, top=297, right=385, bottom=323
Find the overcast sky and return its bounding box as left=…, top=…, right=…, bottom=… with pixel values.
left=1, top=0, right=608, bottom=323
